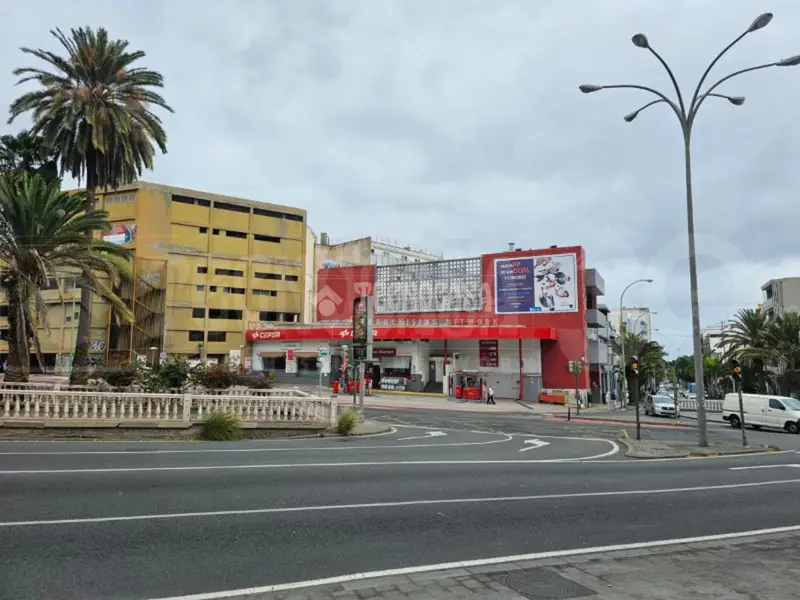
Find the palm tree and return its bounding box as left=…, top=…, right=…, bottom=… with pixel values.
left=0, top=130, right=58, bottom=182
left=721, top=308, right=771, bottom=392
left=611, top=331, right=666, bottom=401
left=0, top=173, right=132, bottom=382
left=764, top=312, right=800, bottom=394
left=8, top=26, right=172, bottom=383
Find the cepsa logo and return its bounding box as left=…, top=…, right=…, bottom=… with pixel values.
left=250, top=330, right=282, bottom=340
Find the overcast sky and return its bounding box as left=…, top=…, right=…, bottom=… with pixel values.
left=3, top=0, right=800, bottom=356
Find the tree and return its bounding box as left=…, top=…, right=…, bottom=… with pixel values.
left=0, top=173, right=132, bottom=381
left=672, top=355, right=695, bottom=384
left=721, top=308, right=771, bottom=392
left=8, top=26, right=172, bottom=383
left=611, top=331, right=667, bottom=401
left=765, top=312, right=800, bottom=395
left=0, top=130, right=58, bottom=182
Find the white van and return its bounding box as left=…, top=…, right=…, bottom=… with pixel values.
left=722, top=393, right=800, bottom=434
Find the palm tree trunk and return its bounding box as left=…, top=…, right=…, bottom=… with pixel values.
left=69, top=189, right=96, bottom=385
left=5, top=279, right=29, bottom=382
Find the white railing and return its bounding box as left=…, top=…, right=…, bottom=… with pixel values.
left=0, top=381, right=312, bottom=396
left=0, top=389, right=334, bottom=428
left=678, top=399, right=723, bottom=413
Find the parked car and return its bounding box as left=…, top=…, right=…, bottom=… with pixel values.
left=722, top=393, right=800, bottom=434
left=644, top=394, right=679, bottom=418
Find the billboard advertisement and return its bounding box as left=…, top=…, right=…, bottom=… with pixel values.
left=495, top=253, right=578, bottom=314
left=103, top=224, right=136, bottom=245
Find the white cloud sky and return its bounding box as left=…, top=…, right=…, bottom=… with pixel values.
left=3, top=0, right=800, bottom=356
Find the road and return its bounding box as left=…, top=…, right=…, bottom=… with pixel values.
left=2, top=410, right=800, bottom=600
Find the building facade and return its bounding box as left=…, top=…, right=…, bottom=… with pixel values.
left=608, top=307, right=654, bottom=341
left=315, top=234, right=442, bottom=269
left=761, top=277, right=800, bottom=318
left=247, top=245, right=609, bottom=402
left=701, top=324, right=730, bottom=358
left=0, top=182, right=310, bottom=370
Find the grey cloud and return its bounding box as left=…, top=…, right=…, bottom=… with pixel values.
left=2, top=0, right=800, bottom=356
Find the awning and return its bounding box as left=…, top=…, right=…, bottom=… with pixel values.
left=294, top=352, right=317, bottom=358
left=259, top=352, right=283, bottom=358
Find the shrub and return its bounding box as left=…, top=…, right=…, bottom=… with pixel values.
left=140, top=356, right=192, bottom=392
left=192, top=362, right=239, bottom=390
left=239, top=370, right=275, bottom=390
left=199, top=411, right=243, bottom=441
left=89, top=361, right=139, bottom=388
left=337, top=410, right=359, bottom=436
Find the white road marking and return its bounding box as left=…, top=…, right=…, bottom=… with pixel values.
left=3, top=478, right=799, bottom=528
left=593, top=449, right=798, bottom=463
left=148, top=523, right=800, bottom=600
left=519, top=439, right=550, bottom=452
left=0, top=430, right=510, bottom=456
left=397, top=431, right=447, bottom=441
left=730, top=464, right=800, bottom=471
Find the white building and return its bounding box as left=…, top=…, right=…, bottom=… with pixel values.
left=700, top=325, right=730, bottom=358
left=607, top=307, right=654, bottom=341
left=314, top=234, right=442, bottom=269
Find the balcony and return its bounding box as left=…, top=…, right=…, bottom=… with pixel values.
left=588, top=340, right=610, bottom=365
left=585, top=269, right=605, bottom=297
left=586, top=308, right=608, bottom=328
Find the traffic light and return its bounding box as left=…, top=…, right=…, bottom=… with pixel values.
left=625, top=356, right=639, bottom=378
left=731, top=359, right=742, bottom=381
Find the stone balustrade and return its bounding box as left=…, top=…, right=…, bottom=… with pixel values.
left=0, top=388, right=334, bottom=428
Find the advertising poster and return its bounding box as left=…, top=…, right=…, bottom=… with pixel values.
left=494, top=253, right=578, bottom=314
left=532, top=253, right=578, bottom=313
left=494, top=257, right=535, bottom=313
left=103, top=224, right=136, bottom=245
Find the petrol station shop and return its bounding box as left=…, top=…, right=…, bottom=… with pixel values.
left=246, top=324, right=555, bottom=400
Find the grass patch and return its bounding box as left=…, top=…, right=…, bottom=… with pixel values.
left=199, top=411, right=242, bottom=441
left=620, top=429, right=630, bottom=441
left=768, top=445, right=781, bottom=452
left=337, top=410, right=359, bottom=436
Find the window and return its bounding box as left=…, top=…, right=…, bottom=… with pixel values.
left=196, top=285, right=205, bottom=292
left=207, top=331, right=226, bottom=342
left=173, top=195, right=210, bottom=207
left=252, top=207, right=304, bottom=222
left=197, top=266, right=208, bottom=274
left=105, top=193, right=136, bottom=205
left=0, top=329, right=8, bottom=341
left=0, top=305, right=8, bottom=317
left=212, top=229, right=221, bottom=235
left=209, top=286, right=218, bottom=292
left=254, top=272, right=281, bottom=280
left=215, top=268, right=244, bottom=277
left=225, top=230, right=247, bottom=239
left=199, top=227, right=208, bottom=234
left=209, top=309, right=242, bottom=320
left=214, top=201, right=250, bottom=214
left=189, top=331, right=204, bottom=342
left=769, top=399, right=785, bottom=410
left=223, top=287, right=245, bottom=294
left=259, top=311, right=281, bottom=321
left=283, top=312, right=299, bottom=322
left=192, top=308, right=205, bottom=319
left=254, top=234, right=280, bottom=243
left=284, top=275, right=299, bottom=282
left=284, top=213, right=303, bottom=222
left=252, top=289, right=277, bottom=297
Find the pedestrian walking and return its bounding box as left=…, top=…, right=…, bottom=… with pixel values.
left=604, top=389, right=611, bottom=406
left=486, top=384, right=496, bottom=405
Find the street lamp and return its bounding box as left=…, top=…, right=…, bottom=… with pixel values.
left=149, top=346, right=158, bottom=368
left=579, top=13, right=799, bottom=447
left=619, top=279, right=653, bottom=407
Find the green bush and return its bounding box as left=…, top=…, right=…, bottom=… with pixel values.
left=239, top=371, right=275, bottom=389
left=140, top=356, right=192, bottom=392
left=199, top=411, right=243, bottom=441
left=88, top=361, right=139, bottom=388
left=337, top=410, right=359, bottom=436
left=191, top=362, right=239, bottom=390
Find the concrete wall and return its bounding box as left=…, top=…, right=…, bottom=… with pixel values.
left=315, top=238, right=371, bottom=268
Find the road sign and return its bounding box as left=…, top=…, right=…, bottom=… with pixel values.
left=317, top=347, right=329, bottom=359
left=159, top=352, right=167, bottom=360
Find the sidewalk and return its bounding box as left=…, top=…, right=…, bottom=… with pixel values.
left=248, top=530, right=800, bottom=599
left=621, top=438, right=771, bottom=458
left=336, top=393, right=538, bottom=414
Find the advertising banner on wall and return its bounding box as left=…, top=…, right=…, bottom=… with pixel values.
left=102, top=224, right=136, bottom=245
left=495, top=253, right=578, bottom=314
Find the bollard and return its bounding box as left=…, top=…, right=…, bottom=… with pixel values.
left=567, top=406, right=571, bottom=421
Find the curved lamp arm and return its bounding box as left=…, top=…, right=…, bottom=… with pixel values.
left=647, top=45, right=687, bottom=117
left=624, top=93, right=744, bottom=122
left=579, top=83, right=683, bottom=124
left=689, top=12, right=774, bottom=113
left=691, top=62, right=779, bottom=120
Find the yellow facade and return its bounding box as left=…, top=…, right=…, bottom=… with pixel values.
left=0, top=182, right=308, bottom=369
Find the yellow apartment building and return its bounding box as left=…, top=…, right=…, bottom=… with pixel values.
left=0, top=182, right=309, bottom=372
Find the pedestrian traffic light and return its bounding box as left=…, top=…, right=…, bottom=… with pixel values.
left=731, top=359, right=742, bottom=381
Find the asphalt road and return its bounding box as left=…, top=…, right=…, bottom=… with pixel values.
left=2, top=414, right=800, bottom=600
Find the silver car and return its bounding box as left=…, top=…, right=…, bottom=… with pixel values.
left=644, top=394, right=679, bottom=417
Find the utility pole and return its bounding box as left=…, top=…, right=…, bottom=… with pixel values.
left=732, top=359, right=747, bottom=447
left=628, top=356, right=642, bottom=440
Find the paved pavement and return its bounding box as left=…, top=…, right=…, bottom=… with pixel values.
left=3, top=411, right=800, bottom=599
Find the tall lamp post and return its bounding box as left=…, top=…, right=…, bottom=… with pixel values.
left=579, top=12, right=800, bottom=447
left=619, top=279, right=653, bottom=408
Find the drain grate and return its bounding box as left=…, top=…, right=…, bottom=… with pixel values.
left=497, top=568, right=596, bottom=599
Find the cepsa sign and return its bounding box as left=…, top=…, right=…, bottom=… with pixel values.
left=248, top=330, right=283, bottom=341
